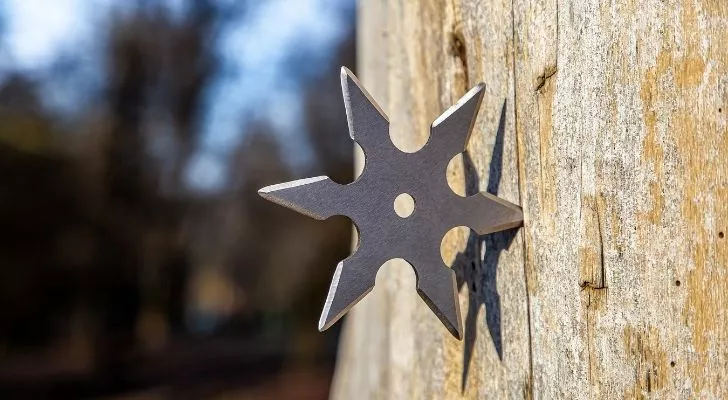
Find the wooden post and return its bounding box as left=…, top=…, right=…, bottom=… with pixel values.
left=332, top=0, right=728, bottom=398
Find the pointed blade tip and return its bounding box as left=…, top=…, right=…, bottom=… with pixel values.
left=339, top=67, right=389, bottom=124
left=431, top=84, right=485, bottom=130
left=257, top=186, right=275, bottom=201
left=468, top=82, right=485, bottom=97
left=257, top=183, right=291, bottom=201
left=465, top=82, right=486, bottom=101
left=340, top=66, right=357, bottom=87
left=317, top=319, right=330, bottom=332
left=452, top=327, right=463, bottom=340
left=442, top=314, right=463, bottom=340
left=429, top=307, right=462, bottom=340
left=341, top=65, right=354, bottom=77
left=318, top=307, right=338, bottom=332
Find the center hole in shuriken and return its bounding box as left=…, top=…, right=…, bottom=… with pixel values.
left=394, top=193, right=415, bottom=218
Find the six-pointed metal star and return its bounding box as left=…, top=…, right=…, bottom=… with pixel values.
left=258, top=67, right=523, bottom=339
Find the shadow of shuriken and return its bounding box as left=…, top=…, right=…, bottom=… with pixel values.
left=452, top=102, right=520, bottom=391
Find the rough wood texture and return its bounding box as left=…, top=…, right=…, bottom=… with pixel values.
left=332, top=0, right=727, bottom=398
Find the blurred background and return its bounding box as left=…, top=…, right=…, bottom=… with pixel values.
left=0, top=0, right=355, bottom=398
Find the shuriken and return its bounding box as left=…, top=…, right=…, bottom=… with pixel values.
left=258, top=67, right=523, bottom=339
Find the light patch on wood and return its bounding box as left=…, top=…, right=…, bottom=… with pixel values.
left=638, top=51, right=670, bottom=226
left=623, top=324, right=669, bottom=398
left=536, top=71, right=558, bottom=224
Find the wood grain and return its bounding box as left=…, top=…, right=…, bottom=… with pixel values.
left=332, top=0, right=728, bottom=398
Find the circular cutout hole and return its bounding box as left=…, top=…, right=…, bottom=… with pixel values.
left=719, top=231, right=724, bottom=239
left=675, top=280, right=681, bottom=287
left=445, top=154, right=467, bottom=197
left=440, top=226, right=470, bottom=266
left=670, top=361, right=676, bottom=367
left=394, top=193, right=415, bottom=218
left=353, top=142, right=365, bottom=179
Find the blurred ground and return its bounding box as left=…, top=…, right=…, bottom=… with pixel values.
left=0, top=1, right=355, bottom=398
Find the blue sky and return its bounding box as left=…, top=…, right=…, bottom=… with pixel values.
left=0, top=0, right=355, bottom=191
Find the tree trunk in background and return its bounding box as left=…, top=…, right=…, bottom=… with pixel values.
left=332, top=0, right=727, bottom=398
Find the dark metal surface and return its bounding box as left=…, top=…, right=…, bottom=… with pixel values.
left=259, top=67, right=522, bottom=339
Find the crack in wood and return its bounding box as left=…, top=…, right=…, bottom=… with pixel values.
left=449, top=30, right=469, bottom=87
left=511, top=0, right=534, bottom=397
left=535, top=65, right=557, bottom=92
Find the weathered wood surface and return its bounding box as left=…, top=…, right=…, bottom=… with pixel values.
left=332, top=0, right=728, bottom=398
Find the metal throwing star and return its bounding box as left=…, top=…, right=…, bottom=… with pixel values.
left=258, top=67, right=523, bottom=339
